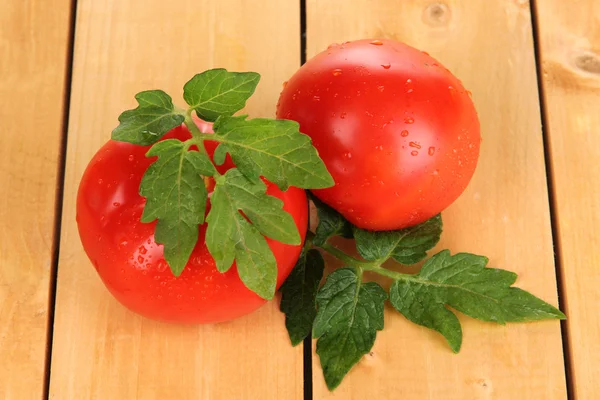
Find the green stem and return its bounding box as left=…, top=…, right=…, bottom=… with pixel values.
left=320, top=241, right=376, bottom=268
left=360, top=263, right=415, bottom=281
left=307, top=230, right=417, bottom=282
left=183, top=109, right=215, bottom=153
left=181, top=109, right=224, bottom=179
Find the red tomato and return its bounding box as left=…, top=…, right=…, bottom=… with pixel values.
left=76, top=124, right=308, bottom=324
left=277, top=39, right=480, bottom=231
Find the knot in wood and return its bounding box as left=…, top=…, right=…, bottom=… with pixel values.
left=574, top=52, right=600, bottom=75
left=423, top=2, right=451, bottom=27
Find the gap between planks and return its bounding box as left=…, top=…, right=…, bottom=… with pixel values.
left=529, top=1, right=574, bottom=399
left=299, top=0, right=314, bottom=399
left=43, top=0, right=80, bottom=398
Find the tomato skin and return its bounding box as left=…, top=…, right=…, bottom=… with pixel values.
left=77, top=125, right=308, bottom=324
left=277, top=39, right=480, bottom=231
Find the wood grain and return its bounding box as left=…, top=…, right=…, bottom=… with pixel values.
left=0, top=1, right=72, bottom=399
left=535, top=1, right=600, bottom=398
left=48, top=1, right=302, bottom=398
left=307, top=0, right=567, bottom=398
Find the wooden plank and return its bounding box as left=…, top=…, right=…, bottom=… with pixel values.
left=307, top=0, right=567, bottom=398
left=534, top=1, right=600, bottom=398
left=48, top=1, right=302, bottom=399
left=0, top=1, right=72, bottom=399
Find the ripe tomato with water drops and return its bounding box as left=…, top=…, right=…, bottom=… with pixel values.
left=76, top=121, right=308, bottom=324
left=277, top=39, right=480, bottom=230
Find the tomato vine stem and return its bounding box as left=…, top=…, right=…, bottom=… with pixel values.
left=306, top=230, right=415, bottom=281
left=183, top=109, right=215, bottom=154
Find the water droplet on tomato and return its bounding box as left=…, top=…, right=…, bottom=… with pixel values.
left=406, top=78, right=413, bottom=84
left=422, top=51, right=430, bottom=56
left=282, top=81, right=288, bottom=88
left=312, top=95, right=321, bottom=102
left=176, top=294, right=183, bottom=300
left=343, top=152, right=352, bottom=159
left=467, top=90, right=472, bottom=98
left=128, top=155, right=134, bottom=162
left=139, top=245, right=147, bottom=255
left=327, top=43, right=339, bottom=49
left=381, top=63, right=391, bottom=69
left=407, top=88, right=414, bottom=93
left=370, top=40, right=383, bottom=45
left=433, top=169, right=440, bottom=176
left=377, top=85, right=385, bottom=92
left=428, top=147, right=436, bottom=156
left=404, top=117, right=415, bottom=124
left=332, top=69, right=343, bottom=76
left=400, top=130, right=409, bottom=137
left=453, top=149, right=458, bottom=153
left=97, top=178, right=103, bottom=185
left=411, top=151, right=419, bottom=156
left=409, top=142, right=421, bottom=149
left=119, top=240, right=128, bottom=247
left=142, top=270, right=148, bottom=276
left=113, top=202, right=121, bottom=207
left=340, top=112, right=347, bottom=119
left=292, top=93, right=297, bottom=100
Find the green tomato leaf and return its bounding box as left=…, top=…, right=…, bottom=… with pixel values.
left=183, top=69, right=260, bottom=122
left=212, top=115, right=334, bottom=191
left=280, top=249, right=325, bottom=346
left=233, top=217, right=277, bottom=300
left=139, top=139, right=212, bottom=276
left=313, top=268, right=387, bottom=391
left=311, top=195, right=354, bottom=247
left=389, top=250, right=566, bottom=353
left=205, top=169, right=301, bottom=299
left=353, top=214, right=442, bottom=265
left=220, top=169, right=301, bottom=245
left=112, top=90, right=185, bottom=145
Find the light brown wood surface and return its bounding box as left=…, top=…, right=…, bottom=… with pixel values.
left=4, top=0, right=600, bottom=398
left=307, top=0, right=567, bottom=398
left=0, top=1, right=72, bottom=399
left=536, top=1, right=600, bottom=398
left=48, top=1, right=302, bottom=399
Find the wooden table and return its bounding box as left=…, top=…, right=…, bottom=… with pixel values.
left=1, top=0, right=598, bottom=398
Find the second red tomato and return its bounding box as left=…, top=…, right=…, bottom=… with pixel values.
left=277, top=39, right=480, bottom=231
